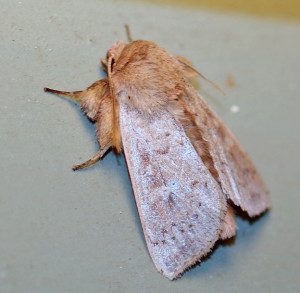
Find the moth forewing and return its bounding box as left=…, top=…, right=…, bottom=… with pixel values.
left=119, top=103, right=226, bottom=279
left=184, top=85, right=271, bottom=217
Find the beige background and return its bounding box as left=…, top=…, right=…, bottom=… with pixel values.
left=0, top=0, right=299, bottom=292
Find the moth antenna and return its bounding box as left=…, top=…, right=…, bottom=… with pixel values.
left=44, top=87, right=82, bottom=103
left=178, top=60, right=226, bottom=96
left=124, top=24, right=133, bottom=42
left=196, top=70, right=225, bottom=96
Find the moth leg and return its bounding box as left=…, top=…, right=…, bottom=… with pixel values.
left=72, top=145, right=110, bottom=171
left=44, top=87, right=83, bottom=103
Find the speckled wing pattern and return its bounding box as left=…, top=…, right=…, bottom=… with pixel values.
left=185, top=85, right=270, bottom=217
left=119, top=103, right=226, bottom=280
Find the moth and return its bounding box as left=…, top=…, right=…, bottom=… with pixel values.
left=44, top=28, right=270, bottom=280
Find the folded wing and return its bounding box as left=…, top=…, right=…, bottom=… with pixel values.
left=183, top=85, right=270, bottom=217
left=119, top=103, right=226, bottom=279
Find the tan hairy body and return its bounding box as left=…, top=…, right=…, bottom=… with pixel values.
left=44, top=38, right=270, bottom=279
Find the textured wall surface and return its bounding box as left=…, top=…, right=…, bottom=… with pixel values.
left=0, top=1, right=299, bottom=292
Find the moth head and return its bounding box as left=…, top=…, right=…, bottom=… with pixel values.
left=104, top=41, right=127, bottom=74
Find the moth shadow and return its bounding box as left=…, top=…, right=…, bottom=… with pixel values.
left=184, top=209, right=270, bottom=280
left=66, top=99, right=97, bottom=143
left=60, top=97, right=147, bottom=248
left=234, top=205, right=270, bottom=224
left=116, top=156, right=148, bottom=250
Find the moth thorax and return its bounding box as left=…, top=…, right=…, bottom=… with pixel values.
left=116, top=88, right=170, bottom=115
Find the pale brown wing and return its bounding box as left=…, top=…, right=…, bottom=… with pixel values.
left=183, top=85, right=270, bottom=217
left=119, top=103, right=226, bottom=279
left=220, top=205, right=236, bottom=240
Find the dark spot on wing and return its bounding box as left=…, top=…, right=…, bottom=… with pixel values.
left=243, top=167, right=251, bottom=175
left=140, top=153, right=150, bottom=165
left=191, top=180, right=199, bottom=187
left=221, top=161, right=228, bottom=167
left=251, top=191, right=260, bottom=199
left=156, top=146, right=170, bottom=155
left=150, top=203, right=157, bottom=210
left=161, top=229, right=168, bottom=235
left=192, top=213, right=199, bottom=219
left=149, top=175, right=163, bottom=189
left=168, top=192, right=176, bottom=206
